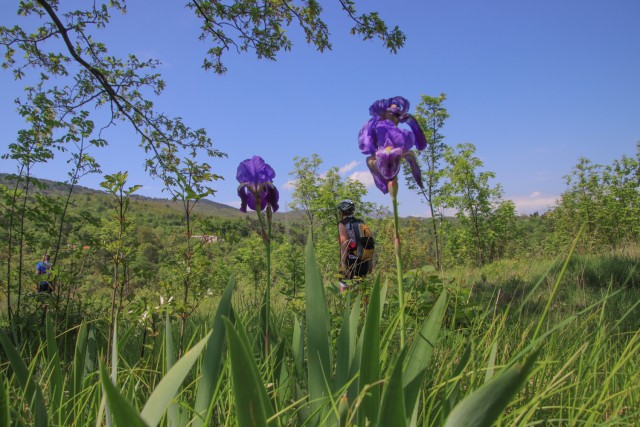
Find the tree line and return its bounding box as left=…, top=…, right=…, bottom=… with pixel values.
left=1, top=0, right=638, bottom=342
left=1, top=99, right=638, bottom=334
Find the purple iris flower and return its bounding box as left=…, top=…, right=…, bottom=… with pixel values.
left=358, top=96, right=427, bottom=194
left=236, top=155, right=279, bottom=213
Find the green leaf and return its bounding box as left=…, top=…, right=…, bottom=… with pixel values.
left=403, top=287, right=448, bottom=422
left=164, top=312, right=176, bottom=370
left=377, top=349, right=408, bottom=427
left=112, top=315, right=118, bottom=383
left=0, top=377, right=10, bottom=427
left=379, top=279, right=388, bottom=320
left=99, top=363, right=149, bottom=427
left=223, top=317, right=275, bottom=426
left=104, top=315, right=120, bottom=427
left=348, top=305, right=365, bottom=404
left=192, top=277, right=235, bottom=426
left=84, top=323, right=97, bottom=379
left=335, top=294, right=357, bottom=391
left=0, top=330, right=48, bottom=427
left=140, top=331, right=211, bottom=426
left=445, top=344, right=472, bottom=418
left=73, top=322, right=88, bottom=396
left=71, top=322, right=89, bottom=425
left=359, top=277, right=381, bottom=426
left=45, top=312, right=64, bottom=410
left=292, top=315, right=304, bottom=379
left=444, top=349, right=540, bottom=427
left=163, top=311, right=179, bottom=426
left=304, top=231, right=332, bottom=420
left=485, top=342, right=498, bottom=383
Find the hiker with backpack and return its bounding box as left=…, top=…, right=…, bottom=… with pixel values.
left=337, top=200, right=374, bottom=286
left=35, top=253, right=53, bottom=293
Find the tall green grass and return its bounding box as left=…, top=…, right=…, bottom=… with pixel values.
left=0, top=237, right=638, bottom=426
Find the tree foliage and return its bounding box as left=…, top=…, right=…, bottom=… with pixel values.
left=551, top=144, right=640, bottom=251
left=440, top=143, right=515, bottom=266
left=188, top=0, right=406, bottom=73
left=0, top=0, right=405, bottom=334
left=403, top=93, right=449, bottom=268
left=288, top=154, right=374, bottom=237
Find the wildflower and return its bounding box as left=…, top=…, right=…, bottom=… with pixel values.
left=357, top=96, right=428, bottom=348
left=236, top=155, right=278, bottom=357
left=236, top=155, right=279, bottom=212
left=358, top=96, right=427, bottom=194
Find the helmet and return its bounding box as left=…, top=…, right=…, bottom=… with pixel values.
left=337, top=199, right=355, bottom=214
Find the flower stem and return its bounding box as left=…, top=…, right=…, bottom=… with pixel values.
left=255, top=203, right=271, bottom=357
left=391, top=191, right=406, bottom=348
left=264, top=209, right=272, bottom=357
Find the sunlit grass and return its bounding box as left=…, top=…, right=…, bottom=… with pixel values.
left=1, top=243, right=638, bottom=426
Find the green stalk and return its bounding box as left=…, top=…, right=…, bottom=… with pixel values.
left=256, top=204, right=273, bottom=357
left=264, top=206, right=272, bottom=356
left=390, top=180, right=406, bottom=348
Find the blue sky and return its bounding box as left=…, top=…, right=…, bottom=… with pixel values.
left=1, top=0, right=638, bottom=217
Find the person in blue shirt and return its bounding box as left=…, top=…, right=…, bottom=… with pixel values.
left=35, top=254, right=53, bottom=293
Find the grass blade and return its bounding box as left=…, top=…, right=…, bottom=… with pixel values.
left=0, top=377, right=10, bottom=427
left=0, top=330, right=48, bottom=427
left=304, top=231, right=332, bottom=420
left=443, top=344, right=473, bottom=421
left=444, top=349, right=540, bottom=427
left=532, top=225, right=583, bottom=340
left=292, top=314, right=304, bottom=379
left=223, top=317, right=275, bottom=426
left=348, top=310, right=365, bottom=405
left=72, top=322, right=88, bottom=401
left=335, top=294, right=355, bottom=391
left=69, top=322, right=89, bottom=425
left=377, top=348, right=407, bottom=427
left=192, top=277, right=235, bottom=426
left=84, top=323, right=97, bottom=378
left=485, top=341, right=498, bottom=383
left=403, top=287, right=448, bottom=422
left=141, top=331, right=212, bottom=426
left=165, top=311, right=176, bottom=370
left=359, top=276, right=381, bottom=426
left=99, top=363, right=149, bottom=427
left=45, top=312, right=64, bottom=411
left=111, top=315, right=118, bottom=383
left=164, top=311, right=180, bottom=426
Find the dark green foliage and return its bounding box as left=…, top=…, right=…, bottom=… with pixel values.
left=551, top=145, right=640, bottom=252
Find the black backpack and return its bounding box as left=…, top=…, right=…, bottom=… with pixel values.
left=343, top=217, right=375, bottom=261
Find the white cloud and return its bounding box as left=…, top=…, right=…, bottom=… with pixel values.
left=339, top=161, right=360, bottom=175
left=282, top=179, right=297, bottom=190
left=510, top=194, right=559, bottom=214
left=348, top=171, right=374, bottom=187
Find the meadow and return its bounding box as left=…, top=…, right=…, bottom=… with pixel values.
left=1, top=229, right=638, bottom=426
left=2, top=3, right=639, bottom=425
left=1, top=145, right=638, bottom=426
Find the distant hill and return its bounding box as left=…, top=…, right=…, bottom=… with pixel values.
left=0, top=173, right=239, bottom=216
left=0, top=173, right=305, bottom=222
